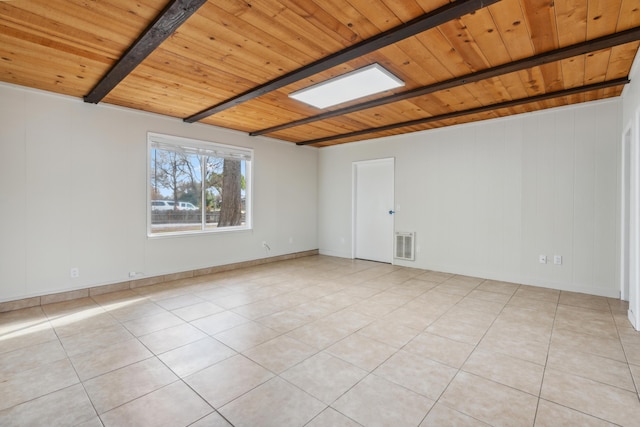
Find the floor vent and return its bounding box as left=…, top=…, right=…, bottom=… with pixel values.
left=395, top=232, right=415, bottom=261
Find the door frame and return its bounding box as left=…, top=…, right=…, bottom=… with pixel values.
left=629, top=110, right=640, bottom=330
left=621, top=125, right=632, bottom=301
left=351, top=157, right=395, bottom=262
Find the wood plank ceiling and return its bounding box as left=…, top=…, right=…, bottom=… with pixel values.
left=1, top=0, right=639, bottom=147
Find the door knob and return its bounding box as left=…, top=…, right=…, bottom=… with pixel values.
left=388, top=210, right=395, bottom=215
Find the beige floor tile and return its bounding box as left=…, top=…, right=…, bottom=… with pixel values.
left=122, top=311, right=185, bottom=336
left=75, top=416, right=104, bottom=427
left=534, top=399, right=617, bottom=426
left=420, top=403, right=491, bottom=426
left=475, top=280, right=519, bottom=296
left=70, top=338, right=152, bottom=381
left=49, top=311, right=119, bottom=338
left=374, top=350, right=457, bottom=400
left=59, top=323, right=134, bottom=356
left=435, top=282, right=478, bottom=296
left=514, top=286, right=560, bottom=303
left=107, top=301, right=167, bottom=322
left=243, top=335, right=317, bottom=373
left=83, top=357, right=177, bottom=414
left=154, top=294, right=205, bottom=311
left=618, top=326, right=640, bottom=346
left=100, top=381, right=213, bottom=427
left=0, top=383, right=95, bottom=426
left=321, top=309, right=375, bottom=333
left=326, top=333, right=397, bottom=371
left=286, top=321, right=352, bottom=350
left=171, top=301, right=225, bottom=321
left=185, top=354, right=274, bottom=408
left=462, top=349, right=544, bottom=395
left=0, top=339, right=67, bottom=377
left=439, top=305, right=499, bottom=329
left=356, top=318, right=419, bottom=348
left=0, top=320, right=57, bottom=356
left=455, top=297, right=506, bottom=315
left=559, top=291, right=612, bottom=312
left=349, top=299, right=399, bottom=317
left=0, top=306, right=47, bottom=331
left=158, top=337, right=236, bottom=377
left=340, top=284, right=385, bottom=298
left=541, top=368, right=640, bottom=426
left=547, top=346, right=635, bottom=391
left=332, top=374, right=434, bottom=427
left=440, top=371, right=538, bottom=426
left=466, top=289, right=513, bottom=304
left=404, top=332, right=475, bottom=368
left=554, top=305, right=618, bottom=339
left=507, top=295, right=558, bottom=314
left=190, top=412, right=233, bottom=427
left=281, top=352, right=367, bottom=404
left=211, top=292, right=264, bottom=309
left=622, top=340, right=640, bottom=365
left=0, top=358, right=79, bottom=411
left=190, top=310, right=250, bottom=336
left=139, top=322, right=208, bottom=354
left=381, top=306, right=439, bottom=330
left=90, top=290, right=143, bottom=306
left=306, top=408, right=362, bottom=427
left=425, top=316, right=490, bottom=345
left=255, top=309, right=312, bottom=333
left=289, top=300, right=342, bottom=320
left=41, top=297, right=103, bottom=318
left=550, top=328, right=626, bottom=362
left=415, top=271, right=454, bottom=283
left=213, top=321, right=280, bottom=352
left=367, top=292, right=413, bottom=308
left=231, top=300, right=283, bottom=319
left=411, top=290, right=464, bottom=309
left=629, top=363, right=640, bottom=390
left=498, top=305, right=556, bottom=329
left=478, top=329, right=550, bottom=366
left=220, top=377, right=325, bottom=427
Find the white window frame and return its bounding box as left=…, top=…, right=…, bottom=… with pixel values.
left=147, top=132, right=253, bottom=237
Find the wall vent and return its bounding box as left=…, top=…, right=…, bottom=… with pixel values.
left=395, top=232, right=415, bottom=261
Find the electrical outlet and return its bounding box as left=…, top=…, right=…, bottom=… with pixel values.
left=538, top=255, right=547, bottom=264
left=70, top=267, right=80, bottom=278
left=554, top=255, right=562, bottom=265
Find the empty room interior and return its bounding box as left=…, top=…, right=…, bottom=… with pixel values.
left=3, top=0, right=640, bottom=426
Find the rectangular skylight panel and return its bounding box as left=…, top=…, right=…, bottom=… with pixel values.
left=289, top=64, right=405, bottom=109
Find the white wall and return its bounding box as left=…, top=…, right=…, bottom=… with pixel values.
left=319, top=99, right=622, bottom=297
left=621, top=52, right=640, bottom=326
left=0, top=83, right=318, bottom=303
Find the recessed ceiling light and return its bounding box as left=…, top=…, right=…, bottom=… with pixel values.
left=289, top=64, right=405, bottom=109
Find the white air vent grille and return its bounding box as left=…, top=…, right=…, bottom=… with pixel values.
left=395, top=232, right=415, bottom=261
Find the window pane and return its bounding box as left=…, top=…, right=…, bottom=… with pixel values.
left=150, top=148, right=203, bottom=234
left=204, top=156, right=247, bottom=229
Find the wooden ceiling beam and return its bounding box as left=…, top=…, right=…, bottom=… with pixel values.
left=254, top=27, right=640, bottom=136
left=183, top=0, right=500, bottom=123
left=296, top=77, right=630, bottom=146
left=84, top=0, right=207, bottom=104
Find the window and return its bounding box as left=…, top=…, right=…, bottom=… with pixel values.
left=148, top=132, right=252, bottom=236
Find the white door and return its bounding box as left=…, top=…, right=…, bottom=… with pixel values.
left=353, top=158, right=394, bottom=263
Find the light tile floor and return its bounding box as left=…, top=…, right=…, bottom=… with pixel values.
left=1, top=255, right=640, bottom=426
